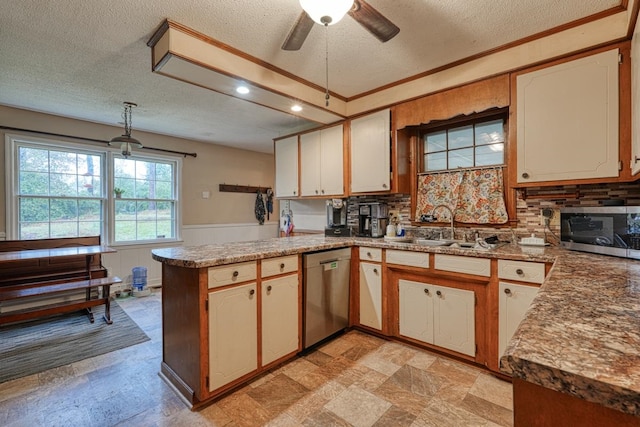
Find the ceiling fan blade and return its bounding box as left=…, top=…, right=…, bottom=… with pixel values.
left=282, top=11, right=315, bottom=51
left=348, top=0, right=400, bottom=43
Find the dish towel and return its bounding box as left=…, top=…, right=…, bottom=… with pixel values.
left=266, top=189, right=273, bottom=220
left=255, top=189, right=266, bottom=225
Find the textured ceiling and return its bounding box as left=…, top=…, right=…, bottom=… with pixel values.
left=0, top=0, right=624, bottom=153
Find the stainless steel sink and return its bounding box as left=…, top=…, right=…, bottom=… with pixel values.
left=414, top=239, right=459, bottom=246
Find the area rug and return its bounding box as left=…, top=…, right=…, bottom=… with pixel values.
left=0, top=300, right=150, bottom=383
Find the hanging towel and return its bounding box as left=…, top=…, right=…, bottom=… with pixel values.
left=255, top=189, right=266, bottom=225
left=266, top=189, right=274, bottom=220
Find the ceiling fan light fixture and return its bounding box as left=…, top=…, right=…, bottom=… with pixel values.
left=109, top=102, right=142, bottom=158
left=299, top=0, right=354, bottom=26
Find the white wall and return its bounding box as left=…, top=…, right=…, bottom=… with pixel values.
left=102, top=222, right=279, bottom=290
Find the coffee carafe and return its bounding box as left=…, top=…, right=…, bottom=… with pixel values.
left=358, top=202, right=388, bottom=238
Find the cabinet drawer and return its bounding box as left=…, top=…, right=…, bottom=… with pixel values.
left=498, top=260, right=545, bottom=284
left=359, top=247, right=382, bottom=263
left=434, top=254, right=490, bottom=277
left=386, top=250, right=429, bottom=269
left=208, top=261, right=257, bottom=289
left=261, top=255, right=299, bottom=278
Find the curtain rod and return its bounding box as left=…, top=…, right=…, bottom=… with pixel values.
left=0, top=125, right=198, bottom=158
left=417, top=165, right=505, bottom=176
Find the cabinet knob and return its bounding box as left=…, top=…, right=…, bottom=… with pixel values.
left=367, top=251, right=372, bottom=257
left=436, top=290, right=442, bottom=297
left=280, top=263, right=285, bottom=269
left=315, top=189, right=319, bottom=194
left=232, top=271, right=239, bottom=278
left=249, top=289, right=255, bottom=296
left=293, top=190, right=297, bottom=195
left=521, top=172, right=530, bottom=179
left=321, top=189, right=325, bottom=194
left=504, top=288, right=512, bottom=295
left=267, top=285, right=272, bottom=292
left=373, top=268, right=378, bottom=274
left=516, top=268, right=524, bottom=276
left=424, top=288, right=430, bottom=295
left=382, top=183, right=388, bottom=189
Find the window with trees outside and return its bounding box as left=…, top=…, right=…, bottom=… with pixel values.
left=7, top=136, right=180, bottom=245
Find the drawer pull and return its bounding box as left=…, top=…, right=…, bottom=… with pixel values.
left=267, top=285, right=272, bottom=292
left=436, top=290, right=442, bottom=297
left=504, top=288, right=512, bottom=295
left=373, top=268, right=378, bottom=274
left=280, top=263, right=285, bottom=269
left=249, top=289, right=255, bottom=296
left=424, top=288, right=430, bottom=295
left=516, top=268, right=524, bottom=276
left=367, top=251, right=372, bottom=257
left=522, top=172, right=530, bottom=179
left=232, top=271, right=239, bottom=278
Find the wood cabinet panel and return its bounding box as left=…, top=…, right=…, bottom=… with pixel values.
left=359, top=262, right=382, bottom=330
left=274, top=136, right=299, bottom=198
left=208, top=283, right=258, bottom=391
left=516, top=48, right=619, bottom=183
left=262, top=274, right=299, bottom=366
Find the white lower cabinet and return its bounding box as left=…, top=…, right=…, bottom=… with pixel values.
left=498, top=281, right=539, bottom=362
left=359, top=262, right=382, bottom=330
left=399, top=279, right=476, bottom=357
left=208, top=282, right=258, bottom=391
left=262, top=274, right=299, bottom=366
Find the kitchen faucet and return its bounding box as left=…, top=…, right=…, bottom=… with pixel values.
left=431, top=204, right=455, bottom=240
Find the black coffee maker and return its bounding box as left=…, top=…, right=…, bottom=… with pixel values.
left=324, top=199, right=351, bottom=237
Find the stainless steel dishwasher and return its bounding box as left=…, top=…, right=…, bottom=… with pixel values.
left=303, top=248, right=351, bottom=349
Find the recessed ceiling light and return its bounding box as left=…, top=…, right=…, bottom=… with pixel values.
left=291, top=104, right=303, bottom=112
left=236, top=85, right=250, bottom=94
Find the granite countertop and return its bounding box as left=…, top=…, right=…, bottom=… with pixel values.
left=151, top=235, right=640, bottom=416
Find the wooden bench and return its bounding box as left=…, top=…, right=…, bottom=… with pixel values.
left=0, top=276, right=122, bottom=325
left=0, top=236, right=119, bottom=326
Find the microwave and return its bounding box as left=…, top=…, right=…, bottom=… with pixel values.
left=560, top=206, right=640, bottom=259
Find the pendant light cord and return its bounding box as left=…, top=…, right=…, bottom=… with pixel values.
left=324, top=23, right=330, bottom=107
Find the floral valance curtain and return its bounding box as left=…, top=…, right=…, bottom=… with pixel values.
left=416, top=167, right=508, bottom=224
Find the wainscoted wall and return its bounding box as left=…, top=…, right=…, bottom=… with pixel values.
left=102, top=222, right=278, bottom=291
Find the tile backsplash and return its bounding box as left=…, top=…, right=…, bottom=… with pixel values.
left=346, top=181, right=640, bottom=243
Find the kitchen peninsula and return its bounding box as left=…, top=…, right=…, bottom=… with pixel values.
left=152, top=235, right=640, bottom=424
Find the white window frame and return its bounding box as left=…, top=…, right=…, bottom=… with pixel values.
left=5, top=133, right=182, bottom=246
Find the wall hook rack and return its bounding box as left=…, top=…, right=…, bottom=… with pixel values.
left=219, top=184, right=272, bottom=194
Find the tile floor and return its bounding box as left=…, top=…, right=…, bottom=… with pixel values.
left=0, top=290, right=514, bottom=426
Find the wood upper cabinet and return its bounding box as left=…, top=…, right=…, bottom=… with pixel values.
left=515, top=48, right=620, bottom=184
left=300, top=124, right=344, bottom=197
left=350, top=109, right=391, bottom=193
left=274, top=135, right=299, bottom=198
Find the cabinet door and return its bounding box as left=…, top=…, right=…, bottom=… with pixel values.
left=262, top=274, right=300, bottom=366
left=300, top=131, right=321, bottom=196
left=319, top=124, right=344, bottom=196
left=498, top=282, right=539, bottom=362
left=516, top=49, right=619, bottom=183
left=274, top=136, right=299, bottom=198
left=433, top=285, right=475, bottom=357
left=398, top=279, right=434, bottom=344
left=350, top=109, right=390, bottom=193
left=209, top=283, right=258, bottom=391
left=359, top=262, right=382, bottom=330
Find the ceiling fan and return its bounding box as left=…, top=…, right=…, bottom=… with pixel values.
left=282, top=0, right=400, bottom=51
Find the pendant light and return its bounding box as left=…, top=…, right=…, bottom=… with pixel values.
left=109, top=102, right=143, bottom=158
left=299, top=0, right=353, bottom=25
